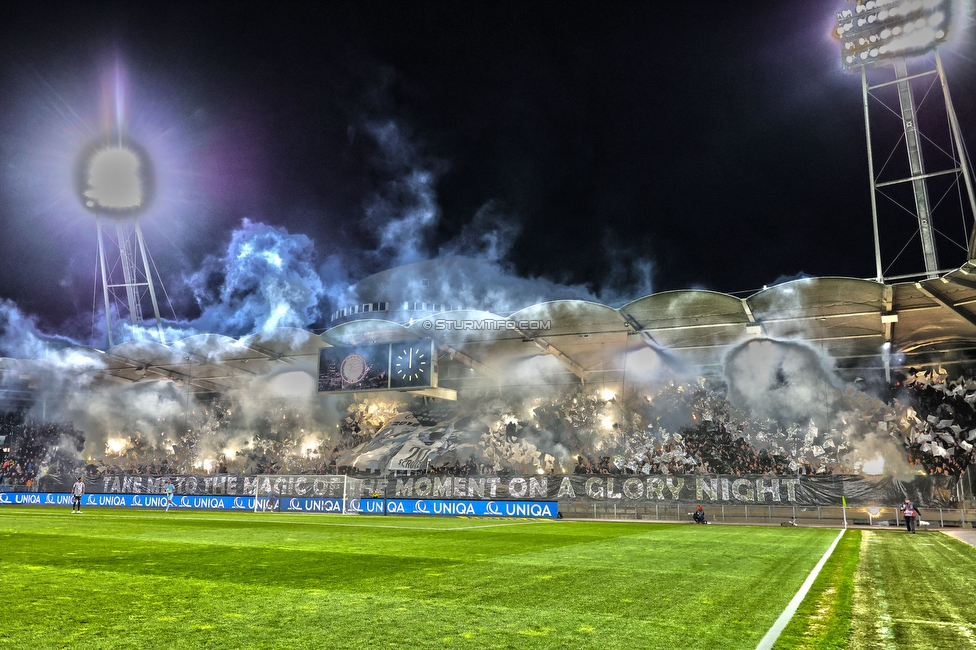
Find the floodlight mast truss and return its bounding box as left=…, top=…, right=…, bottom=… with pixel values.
left=837, top=0, right=976, bottom=282
left=95, top=215, right=165, bottom=348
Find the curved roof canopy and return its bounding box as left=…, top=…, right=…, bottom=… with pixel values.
left=7, top=269, right=976, bottom=397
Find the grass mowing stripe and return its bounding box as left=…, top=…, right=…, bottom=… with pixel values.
left=851, top=530, right=976, bottom=649
left=770, top=529, right=860, bottom=650
left=756, top=529, right=846, bottom=650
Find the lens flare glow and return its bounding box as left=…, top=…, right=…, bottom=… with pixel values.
left=83, top=146, right=143, bottom=210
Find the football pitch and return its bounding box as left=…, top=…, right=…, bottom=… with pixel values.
left=1, top=509, right=974, bottom=649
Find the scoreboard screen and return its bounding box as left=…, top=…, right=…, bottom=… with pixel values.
left=318, top=340, right=436, bottom=393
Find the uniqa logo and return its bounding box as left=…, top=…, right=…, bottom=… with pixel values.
left=192, top=497, right=225, bottom=508
left=485, top=501, right=502, bottom=516
left=360, top=500, right=385, bottom=513
left=414, top=501, right=431, bottom=514
left=432, top=501, right=475, bottom=515
left=504, top=502, right=553, bottom=517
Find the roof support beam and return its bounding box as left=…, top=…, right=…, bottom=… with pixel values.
left=531, top=337, right=588, bottom=382
left=741, top=299, right=757, bottom=323
left=438, top=345, right=501, bottom=382
left=945, top=274, right=976, bottom=291
left=511, top=324, right=588, bottom=382
left=915, top=281, right=976, bottom=331
left=619, top=311, right=683, bottom=375
left=244, top=342, right=296, bottom=367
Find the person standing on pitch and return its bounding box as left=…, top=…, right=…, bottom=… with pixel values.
left=900, top=498, right=921, bottom=534
left=164, top=479, right=177, bottom=513
left=71, top=476, right=85, bottom=513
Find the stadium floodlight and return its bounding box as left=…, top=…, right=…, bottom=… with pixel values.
left=83, top=147, right=143, bottom=210
left=836, top=0, right=953, bottom=71
left=77, top=137, right=154, bottom=217
left=835, top=0, right=976, bottom=283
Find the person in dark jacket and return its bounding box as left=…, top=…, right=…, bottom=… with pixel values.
left=900, top=498, right=921, bottom=533
left=693, top=505, right=707, bottom=524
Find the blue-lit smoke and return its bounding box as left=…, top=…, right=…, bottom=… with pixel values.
left=185, top=219, right=325, bottom=337
left=0, top=298, right=75, bottom=359
left=364, top=120, right=442, bottom=269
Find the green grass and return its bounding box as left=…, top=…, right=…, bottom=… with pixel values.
left=850, top=529, right=976, bottom=650
left=773, top=529, right=861, bottom=650
left=0, top=508, right=843, bottom=649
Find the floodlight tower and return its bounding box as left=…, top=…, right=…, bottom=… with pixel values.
left=77, top=136, right=165, bottom=348
left=836, top=0, right=976, bottom=281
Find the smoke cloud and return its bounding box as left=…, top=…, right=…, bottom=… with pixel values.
left=185, top=219, right=326, bottom=337
left=724, top=338, right=840, bottom=428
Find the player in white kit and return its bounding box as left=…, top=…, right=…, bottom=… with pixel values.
left=71, top=477, right=85, bottom=513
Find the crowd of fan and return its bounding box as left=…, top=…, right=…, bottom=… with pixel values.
left=899, top=371, right=976, bottom=476
left=571, top=422, right=835, bottom=476
left=2, top=369, right=975, bottom=482
left=0, top=414, right=84, bottom=487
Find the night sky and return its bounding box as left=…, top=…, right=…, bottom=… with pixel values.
left=1, top=1, right=975, bottom=341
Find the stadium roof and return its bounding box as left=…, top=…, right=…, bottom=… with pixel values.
left=9, top=266, right=976, bottom=398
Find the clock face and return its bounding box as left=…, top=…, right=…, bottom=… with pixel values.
left=391, top=343, right=431, bottom=387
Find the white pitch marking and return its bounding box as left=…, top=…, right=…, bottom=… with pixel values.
left=755, top=529, right=846, bottom=650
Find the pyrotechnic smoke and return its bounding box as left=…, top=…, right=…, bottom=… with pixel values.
left=724, top=338, right=840, bottom=428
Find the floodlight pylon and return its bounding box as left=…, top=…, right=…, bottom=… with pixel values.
left=95, top=215, right=166, bottom=348
left=837, top=0, right=976, bottom=281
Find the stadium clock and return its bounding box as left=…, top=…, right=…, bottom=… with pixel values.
left=390, top=342, right=431, bottom=387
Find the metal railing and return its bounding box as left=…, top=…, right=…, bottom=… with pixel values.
left=562, top=502, right=976, bottom=528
